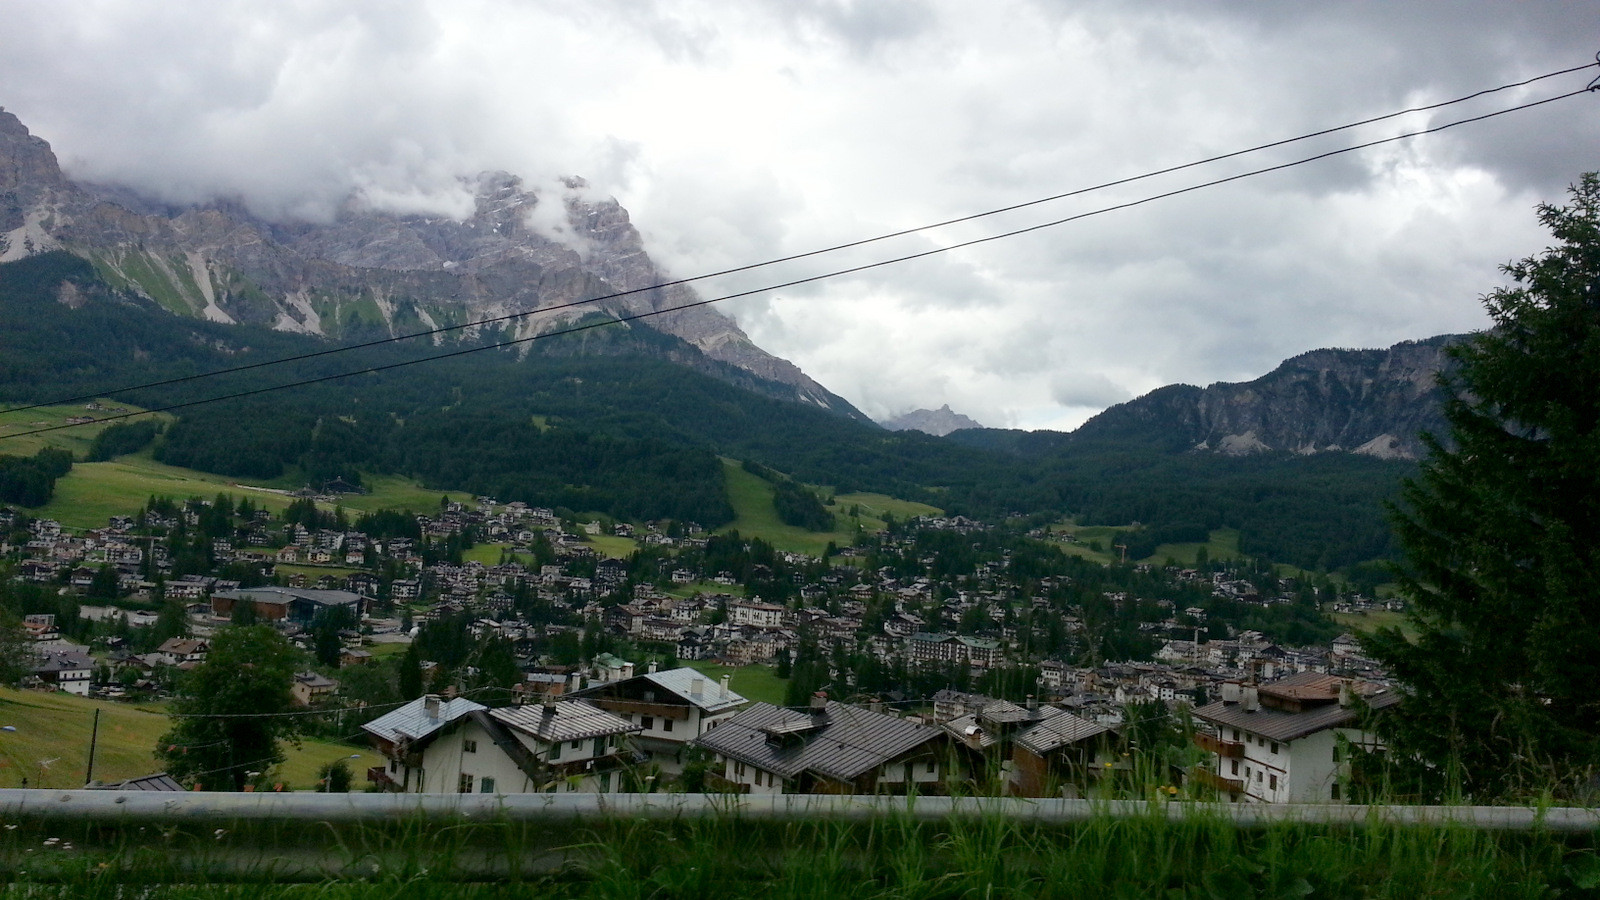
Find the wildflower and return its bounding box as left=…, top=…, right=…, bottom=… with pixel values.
left=214, top=828, right=227, bottom=840
left=43, top=838, right=59, bottom=846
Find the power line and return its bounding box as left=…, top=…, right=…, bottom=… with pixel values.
left=3, top=84, right=1589, bottom=444
left=2, top=61, right=1593, bottom=418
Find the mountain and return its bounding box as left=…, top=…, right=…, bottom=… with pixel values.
left=0, top=107, right=866, bottom=421
left=1074, top=336, right=1458, bottom=459
left=950, top=335, right=1458, bottom=462
left=881, top=404, right=984, bottom=436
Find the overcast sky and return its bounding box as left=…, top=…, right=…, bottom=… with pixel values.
left=1, top=1, right=1596, bottom=430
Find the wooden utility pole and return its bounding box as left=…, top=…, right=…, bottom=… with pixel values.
left=84, top=708, right=100, bottom=785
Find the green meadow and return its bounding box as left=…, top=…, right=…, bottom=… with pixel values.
left=0, top=687, right=368, bottom=791
left=719, top=460, right=939, bottom=557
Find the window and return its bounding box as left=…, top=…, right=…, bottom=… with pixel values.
left=754, top=771, right=763, bottom=786
left=1269, top=742, right=1278, bottom=755
left=1230, top=760, right=1239, bottom=776
left=600, top=772, right=611, bottom=793
left=480, top=777, right=496, bottom=794
left=458, top=773, right=474, bottom=793
left=463, top=739, right=478, bottom=753
left=1231, top=729, right=1239, bottom=742
left=1331, top=782, right=1341, bottom=801
left=1333, top=743, right=1343, bottom=763
left=1256, top=771, right=1263, bottom=783
left=570, top=740, right=582, bottom=751
left=389, top=759, right=398, bottom=773
left=642, top=716, right=655, bottom=731
left=550, top=741, right=561, bottom=761
left=926, top=760, right=936, bottom=775
left=1269, top=774, right=1277, bottom=791
left=663, top=718, right=673, bottom=733
left=593, top=737, right=605, bottom=756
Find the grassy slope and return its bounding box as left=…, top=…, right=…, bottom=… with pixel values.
left=19, top=449, right=470, bottom=532
left=720, top=460, right=940, bottom=557
left=0, top=687, right=369, bottom=790
left=1146, top=528, right=1244, bottom=566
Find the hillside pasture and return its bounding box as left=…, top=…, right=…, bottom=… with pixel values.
left=0, top=687, right=373, bottom=791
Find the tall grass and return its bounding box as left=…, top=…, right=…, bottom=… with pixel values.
left=2, top=802, right=1596, bottom=898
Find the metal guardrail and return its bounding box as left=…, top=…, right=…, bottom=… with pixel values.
left=2, top=790, right=1598, bottom=832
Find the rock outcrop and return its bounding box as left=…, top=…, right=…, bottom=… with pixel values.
left=882, top=404, right=985, bottom=437
left=0, top=107, right=867, bottom=419
left=1074, top=336, right=1459, bottom=459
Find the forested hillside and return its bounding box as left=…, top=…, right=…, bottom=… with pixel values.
left=0, top=252, right=1411, bottom=571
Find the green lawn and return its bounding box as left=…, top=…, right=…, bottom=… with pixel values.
left=585, top=534, right=638, bottom=559
left=683, top=661, right=788, bottom=706
left=461, top=543, right=510, bottom=565
left=831, top=491, right=942, bottom=523
left=0, top=687, right=372, bottom=791
left=1144, top=528, right=1243, bottom=566
left=0, top=401, right=161, bottom=458
left=721, top=460, right=870, bottom=557
left=1331, top=608, right=1417, bottom=641
left=22, top=449, right=470, bottom=532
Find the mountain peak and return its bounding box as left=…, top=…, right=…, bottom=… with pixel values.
left=882, top=404, right=985, bottom=436
left=0, top=108, right=868, bottom=420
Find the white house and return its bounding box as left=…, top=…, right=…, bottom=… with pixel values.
left=568, top=665, right=748, bottom=773
left=362, top=694, right=641, bottom=794
left=1191, top=672, right=1400, bottom=803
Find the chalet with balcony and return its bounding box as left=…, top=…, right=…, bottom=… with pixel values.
left=1190, top=672, right=1400, bottom=803
left=569, top=665, right=748, bottom=773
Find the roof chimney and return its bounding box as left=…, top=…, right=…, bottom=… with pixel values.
left=568, top=672, right=581, bottom=693
left=648, top=660, right=658, bottom=675
left=1243, top=686, right=1260, bottom=713
left=1221, top=682, right=1242, bottom=705
left=543, top=691, right=558, bottom=710
left=720, top=675, right=731, bottom=698
left=423, top=694, right=440, bottom=719
left=810, top=691, right=828, bottom=714
left=1025, top=695, right=1038, bottom=711
left=1338, top=679, right=1354, bottom=708
left=691, top=677, right=705, bottom=696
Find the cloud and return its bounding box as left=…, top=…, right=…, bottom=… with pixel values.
left=0, top=0, right=1593, bottom=431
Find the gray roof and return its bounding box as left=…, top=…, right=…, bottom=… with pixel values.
left=692, top=701, right=942, bottom=784
left=213, top=587, right=365, bottom=607
left=491, top=700, right=642, bottom=745
left=568, top=666, right=749, bottom=714
left=642, top=667, right=748, bottom=713
left=1194, top=676, right=1402, bottom=744
left=87, top=772, right=185, bottom=792
left=362, top=696, right=486, bottom=745
left=1014, top=707, right=1114, bottom=755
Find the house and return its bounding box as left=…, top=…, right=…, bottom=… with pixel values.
left=339, top=648, right=374, bottom=667
left=210, top=586, right=366, bottom=624
left=291, top=671, right=339, bottom=706
left=1190, top=673, right=1400, bottom=803
left=569, top=665, right=748, bottom=773
left=728, top=601, right=788, bottom=629
left=30, top=650, right=94, bottom=696
left=1009, top=707, right=1119, bottom=798
left=692, top=695, right=947, bottom=795
left=362, top=694, right=641, bottom=794
left=155, top=638, right=209, bottom=667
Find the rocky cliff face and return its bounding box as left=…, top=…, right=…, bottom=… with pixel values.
left=1074, top=336, right=1460, bottom=459
left=882, top=404, right=985, bottom=437
left=0, top=108, right=866, bottom=419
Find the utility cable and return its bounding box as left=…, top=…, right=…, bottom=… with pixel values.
left=2, top=60, right=1593, bottom=417
left=2, top=85, right=1589, bottom=444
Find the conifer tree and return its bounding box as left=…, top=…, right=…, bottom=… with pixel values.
left=1367, top=175, right=1600, bottom=800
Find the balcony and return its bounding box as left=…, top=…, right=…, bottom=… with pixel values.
left=1188, top=766, right=1245, bottom=795
left=1193, top=732, right=1245, bottom=759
